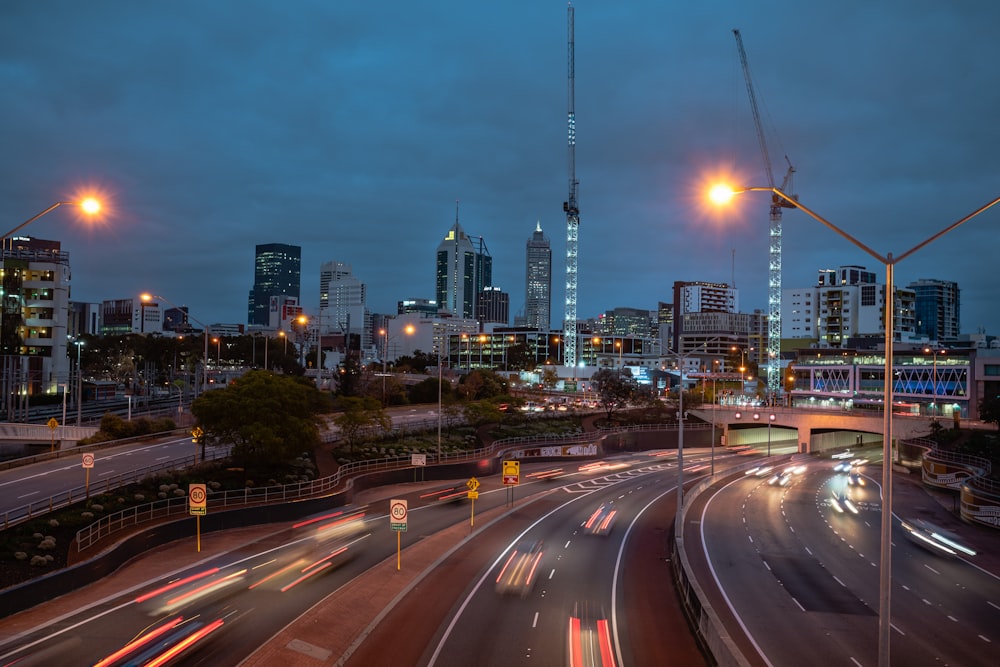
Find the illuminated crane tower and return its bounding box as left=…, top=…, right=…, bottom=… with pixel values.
left=734, top=29, right=795, bottom=401
left=562, top=3, right=580, bottom=370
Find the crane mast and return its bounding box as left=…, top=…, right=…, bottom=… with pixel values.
left=563, top=4, right=579, bottom=370
left=734, top=29, right=795, bottom=403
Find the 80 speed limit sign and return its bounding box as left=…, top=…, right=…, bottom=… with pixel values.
left=389, top=498, right=408, bottom=532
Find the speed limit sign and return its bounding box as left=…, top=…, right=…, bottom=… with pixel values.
left=189, top=483, right=207, bottom=516
left=389, top=498, right=408, bottom=532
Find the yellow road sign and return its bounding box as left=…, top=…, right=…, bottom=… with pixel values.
left=466, top=477, right=480, bottom=492
left=47, top=418, right=59, bottom=430
left=467, top=491, right=479, bottom=500
left=502, top=460, right=520, bottom=485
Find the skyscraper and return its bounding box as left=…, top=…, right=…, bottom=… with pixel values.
left=320, top=261, right=366, bottom=338
left=524, top=221, right=551, bottom=331
left=908, top=278, right=960, bottom=342
left=435, top=218, right=491, bottom=320
left=248, top=243, right=301, bottom=326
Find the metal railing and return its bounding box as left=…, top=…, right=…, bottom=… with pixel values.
left=2, top=447, right=229, bottom=530
left=75, top=420, right=627, bottom=553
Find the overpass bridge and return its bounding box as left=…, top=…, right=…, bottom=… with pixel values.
left=686, top=404, right=935, bottom=454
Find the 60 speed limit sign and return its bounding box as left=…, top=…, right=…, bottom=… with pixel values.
left=389, top=498, right=408, bottom=532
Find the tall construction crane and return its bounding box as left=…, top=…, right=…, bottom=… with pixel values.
left=734, top=28, right=796, bottom=403
left=563, top=4, right=580, bottom=371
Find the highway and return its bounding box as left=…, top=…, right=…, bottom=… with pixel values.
left=0, top=451, right=732, bottom=666
left=691, top=454, right=1000, bottom=666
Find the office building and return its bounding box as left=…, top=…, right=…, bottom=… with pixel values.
left=909, top=278, right=960, bottom=342
left=671, top=281, right=738, bottom=351
left=320, top=261, right=367, bottom=339
left=783, top=265, right=917, bottom=347
left=524, top=221, right=551, bottom=331
left=435, top=220, right=491, bottom=319
left=477, top=287, right=510, bottom=326
left=0, top=236, right=71, bottom=398
left=248, top=243, right=301, bottom=327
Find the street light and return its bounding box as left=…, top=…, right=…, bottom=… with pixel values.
left=923, top=347, right=946, bottom=418
left=3, top=197, right=102, bottom=248
left=141, top=293, right=210, bottom=395
left=713, top=182, right=1000, bottom=667
left=74, top=339, right=85, bottom=426
left=671, top=334, right=730, bottom=541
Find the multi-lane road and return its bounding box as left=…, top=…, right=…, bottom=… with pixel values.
left=690, top=456, right=1000, bottom=666
left=2, top=440, right=998, bottom=666
left=0, top=451, right=726, bottom=666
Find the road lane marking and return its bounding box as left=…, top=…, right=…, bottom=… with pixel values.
left=947, top=615, right=958, bottom=622
left=532, top=612, right=539, bottom=628
left=17, top=491, right=39, bottom=499
left=989, top=601, right=1000, bottom=611
left=548, top=569, right=555, bottom=580
left=98, top=470, right=116, bottom=477
left=891, top=623, right=905, bottom=636
left=925, top=564, right=940, bottom=575
left=979, top=635, right=991, bottom=643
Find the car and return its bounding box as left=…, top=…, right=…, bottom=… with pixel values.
left=847, top=471, right=865, bottom=486
left=767, top=470, right=792, bottom=487
left=495, top=540, right=544, bottom=597
left=900, top=519, right=977, bottom=558
left=583, top=504, right=617, bottom=535
left=830, top=491, right=859, bottom=515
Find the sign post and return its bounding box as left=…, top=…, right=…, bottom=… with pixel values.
left=390, top=498, right=408, bottom=570
left=47, top=418, right=58, bottom=453
left=189, top=483, right=207, bottom=552
left=466, top=477, right=480, bottom=526
left=502, top=460, right=520, bottom=506
left=411, top=453, right=426, bottom=482
left=81, top=452, right=95, bottom=498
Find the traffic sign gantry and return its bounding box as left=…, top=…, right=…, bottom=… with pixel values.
left=502, top=460, right=520, bottom=485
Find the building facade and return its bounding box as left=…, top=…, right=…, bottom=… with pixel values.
left=319, top=261, right=367, bottom=339
left=783, top=265, right=917, bottom=347
left=248, top=243, right=301, bottom=327
left=435, top=221, right=491, bottom=320
left=0, top=237, right=71, bottom=400
left=909, top=278, right=960, bottom=342
left=671, top=281, right=738, bottom=351
left=477, top=287, right=510, bottom=326
left=524, top=221, right=551, bottom=331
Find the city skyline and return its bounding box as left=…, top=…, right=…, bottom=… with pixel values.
left=3, top=2, right=1000, bottom=333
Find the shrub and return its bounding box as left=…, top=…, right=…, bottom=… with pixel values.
left=30, top=555, right=49, bottom=567
left=48, top=519, right=59, bottom=528
left=90, top=504, right=104, bottom=512
left=14, top=552, right=27, bottom=561
left=81, top=511, right=94, bottom=520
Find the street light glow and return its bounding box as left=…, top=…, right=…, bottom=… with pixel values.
left=708, top=184, right=737, bottom=205
left=80, top=197, right=101, bottom=215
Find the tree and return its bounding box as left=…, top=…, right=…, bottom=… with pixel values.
left=191, top=370, right=324, bottom=472
left=463, top=400, right=505, bottom=427
left=333, top=396, right=392, bottom=452
left=541, top=367, right=560, bottom=390
left=592, top=368, right=636, bottom=419
left=457, top=369, right=508, bottom=400
left=410, top=377, right=451, bottom=404
left=978, top=394, right=1000, bottom=430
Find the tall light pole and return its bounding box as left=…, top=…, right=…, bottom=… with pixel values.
left=672, top=335, right=729, bottom=542
left=923, top=347, right=945, bottom=418
left=712, top=183, right=1000, bottom=667
left=74, top=339, right=84, bottom=426
left=141, top=293, right=209, bottom=395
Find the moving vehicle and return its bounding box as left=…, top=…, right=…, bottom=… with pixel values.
left=496, top=540, right=544, bottom=597
left=583, top=504, right=617, bottom=535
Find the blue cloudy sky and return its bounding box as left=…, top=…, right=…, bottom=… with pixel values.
left=3, top=1, right=999, bottom=334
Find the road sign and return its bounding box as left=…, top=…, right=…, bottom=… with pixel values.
left=82, top=453, right=95, bottom=469
left=47, top=418, right=59, bottom=430
left=466, top=477, right=480, bottom=492
left=411, top=453, right=427, bottom=466
left=467, top=491, right=479, bottom=500
left=189, top=483, right=207, bottom=516
left=502, top=460, right=520, bottom=485
left=390, top=498, right=408, bottom=531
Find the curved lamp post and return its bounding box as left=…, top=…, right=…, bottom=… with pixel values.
left=712, top=183, right=1000, bottom=667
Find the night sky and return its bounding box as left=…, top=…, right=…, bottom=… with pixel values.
left=3, top=1, right=999, bottom=335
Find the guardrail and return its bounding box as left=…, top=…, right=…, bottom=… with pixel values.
left=75, top=421, right=628, bottom=553
left=2, top=447, right=229, bottom=530
left=674, top=452, right=809, bottom=667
